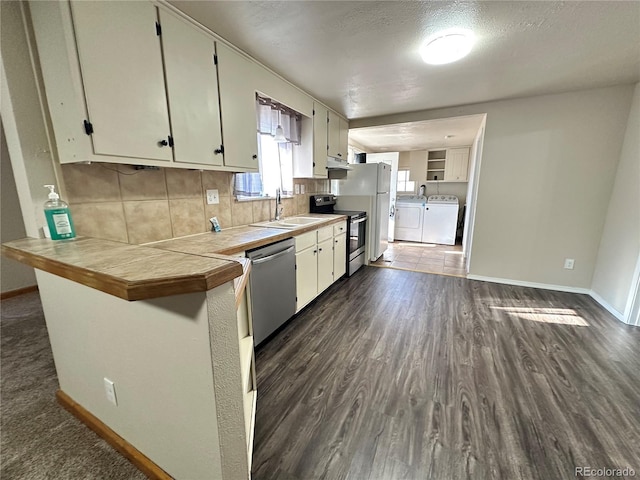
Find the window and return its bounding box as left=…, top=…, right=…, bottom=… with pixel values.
left=234, top=96, right=300, bottom=199
left=397, top=169, right=415, bottom=192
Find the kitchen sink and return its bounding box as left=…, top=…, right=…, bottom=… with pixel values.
left=251, top=217, right=324, bottom=229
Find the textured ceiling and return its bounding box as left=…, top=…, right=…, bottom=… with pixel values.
left=349, top=115, right=485, bottom=153
left=170, top=1, right=640, bottom=121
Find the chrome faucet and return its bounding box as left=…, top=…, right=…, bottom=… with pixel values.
left=274, top=188, right=283, bottom=220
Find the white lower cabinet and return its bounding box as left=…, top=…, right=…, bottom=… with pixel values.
left=317, top=238, right=334, bottom=293
left=295, top=221, right=347, bottom=312
left=295, top=243, right=318, bottom=311
left=333, top=233, right=347, bottom=279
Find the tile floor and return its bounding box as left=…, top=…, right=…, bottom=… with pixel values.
left=370, top=241, right=466, bottom=277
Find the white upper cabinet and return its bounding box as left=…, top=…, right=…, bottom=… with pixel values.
left=216, top=43, right=259, bottom=171
left=159, top=11, right=223, bottom=166
left=292, top=101, right=329, bottom=179
left=444, top=147, right=470, bottom=182
left=338, top=116, right=349, bottom=160
left=31, top=0, right=334, bottom=174
left=71, top=1, right=172, bottom=161
left=327, top=110, right=348, bottom=160
left=327, top=110, right=341, bottom=159
left=313, top=103, right=329, bottom=177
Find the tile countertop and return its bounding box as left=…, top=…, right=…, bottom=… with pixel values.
left=147, top=214, right=347, bottom=256
left=1, top=214, right=346, bottom=301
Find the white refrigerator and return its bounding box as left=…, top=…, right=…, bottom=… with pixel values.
left=332, top=162, right=391, bottom=262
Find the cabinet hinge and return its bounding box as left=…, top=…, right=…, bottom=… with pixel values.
left=313, top=109, right=315, bottom=116
left=295, top=264, right=297, bottom=270
left=83, top=120, right=93, bottom=135
left=295, top=296, right=297, bottom=302
left=213, top=54, right=218, bottom=65
left=155, top=22, right=162, bottom=36
left=168, top=136, right=174, bottom=147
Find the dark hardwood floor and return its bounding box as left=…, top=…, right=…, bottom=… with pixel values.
left=253, top=266, right=640, bottom=480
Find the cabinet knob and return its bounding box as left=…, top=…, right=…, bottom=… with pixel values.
left=313, top=250, right=317, bottom=254
left=252, top=154, right=258, bottom=160
left=214, top=145, right=224, bottom=155
left=337, top=153, right=342, bottom=157
left=159, top=139, right=168, bottom=147
left=319, top=248, right=323, bottom=252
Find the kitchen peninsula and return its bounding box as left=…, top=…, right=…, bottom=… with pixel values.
left=1, top=214, right=346, bottom=480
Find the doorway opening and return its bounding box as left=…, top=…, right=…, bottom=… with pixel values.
left=348, top=113, right=487, bottom=278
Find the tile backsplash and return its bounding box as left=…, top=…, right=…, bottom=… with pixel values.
left=61, top=163, right=329, bottom=244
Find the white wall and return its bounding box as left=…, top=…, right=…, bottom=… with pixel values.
left=1, top=1, right=65, bottom=239
left=352, top=85, right=635, bottom=289
left=591, top=83, right=640, bottom=316
left=1, top=122, right=36, bottom=293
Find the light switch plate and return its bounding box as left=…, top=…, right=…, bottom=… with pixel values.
left=206, top=189, right=219, bottom=205
left=104, top=377, right=118, bottom=406
left=564, top=258, right=575, bottom=270
left=294, top=184, right=300, bottom=195
left=300, top=184, right=305, bottom=194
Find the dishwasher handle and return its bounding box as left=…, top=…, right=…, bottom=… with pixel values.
left=251, top=245, right=295, bottom=265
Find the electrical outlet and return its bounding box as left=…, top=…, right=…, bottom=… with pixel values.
left=564, top=258, right=575, bottom=270
left=300, top=184, right=305, bottom=194
left=104, top=378, right=118, bottom=406
left=206, top=189, right=219, bottom=205
left=294, top=184, right=300, bottom=195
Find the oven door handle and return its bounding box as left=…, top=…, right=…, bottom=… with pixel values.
left=352, top=217, right=367, bottom=224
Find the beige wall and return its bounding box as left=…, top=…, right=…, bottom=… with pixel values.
left=591, top=83, right=640, bottom=315
left=352, top=85, right=635, bottom=289
left=1, top=122, right=36, bottom=293
left=62, top=163, right=329, bottom=244
left=36, top=270, right=235, bottom=479
left=1, top=1, right=62, bottom=239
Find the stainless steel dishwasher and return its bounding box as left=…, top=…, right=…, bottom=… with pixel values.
left=246, top=238, right=296, bottom=345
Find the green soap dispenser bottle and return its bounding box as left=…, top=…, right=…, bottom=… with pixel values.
left=44, top=185, right=76, bottom=240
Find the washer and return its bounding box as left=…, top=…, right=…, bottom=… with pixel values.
left=394, top=195, right=426, bottom=242
left=421, top=195, right=459, bottom=245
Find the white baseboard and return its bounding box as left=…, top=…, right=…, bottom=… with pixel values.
left=466, top=275, right=590, bottom=294
left=588, top=290, right=625, bottom=322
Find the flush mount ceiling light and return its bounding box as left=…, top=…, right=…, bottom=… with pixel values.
left=420, top=29, right=475, bottom=65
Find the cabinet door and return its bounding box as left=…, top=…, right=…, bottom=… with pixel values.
left=338, top=117, right=349, bottom=160
left=295, top=247, right=317, bottom=311
left=313, top=102, right=328, bottom=177
left=160, top=11, right=223, bottom=166
left=317, top=238, right=334, bottom=293
left=217, top=43, right=259, bottom=170
left=327, top=110, right=340, bottom=158
left=445, top=148, right=470, bottom=182
left=71, top=1, right=172, bottom=161
left=333, top=233, right=347, bottom=280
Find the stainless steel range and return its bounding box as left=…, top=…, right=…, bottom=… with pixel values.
left=310, top=195, right=367, bottom=276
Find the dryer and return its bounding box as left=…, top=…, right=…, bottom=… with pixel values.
left=422, top=195, right=459, bottom=245
left=394, top=195, right=426, bottom=242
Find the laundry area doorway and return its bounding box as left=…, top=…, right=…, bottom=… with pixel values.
left=348, top=114, right=487, bottom=277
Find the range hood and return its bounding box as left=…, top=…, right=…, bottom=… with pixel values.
left=326, top=157, right=352, bottom=170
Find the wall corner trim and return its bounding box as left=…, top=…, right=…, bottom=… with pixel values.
left=589, top=290, right=626, bottom=323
